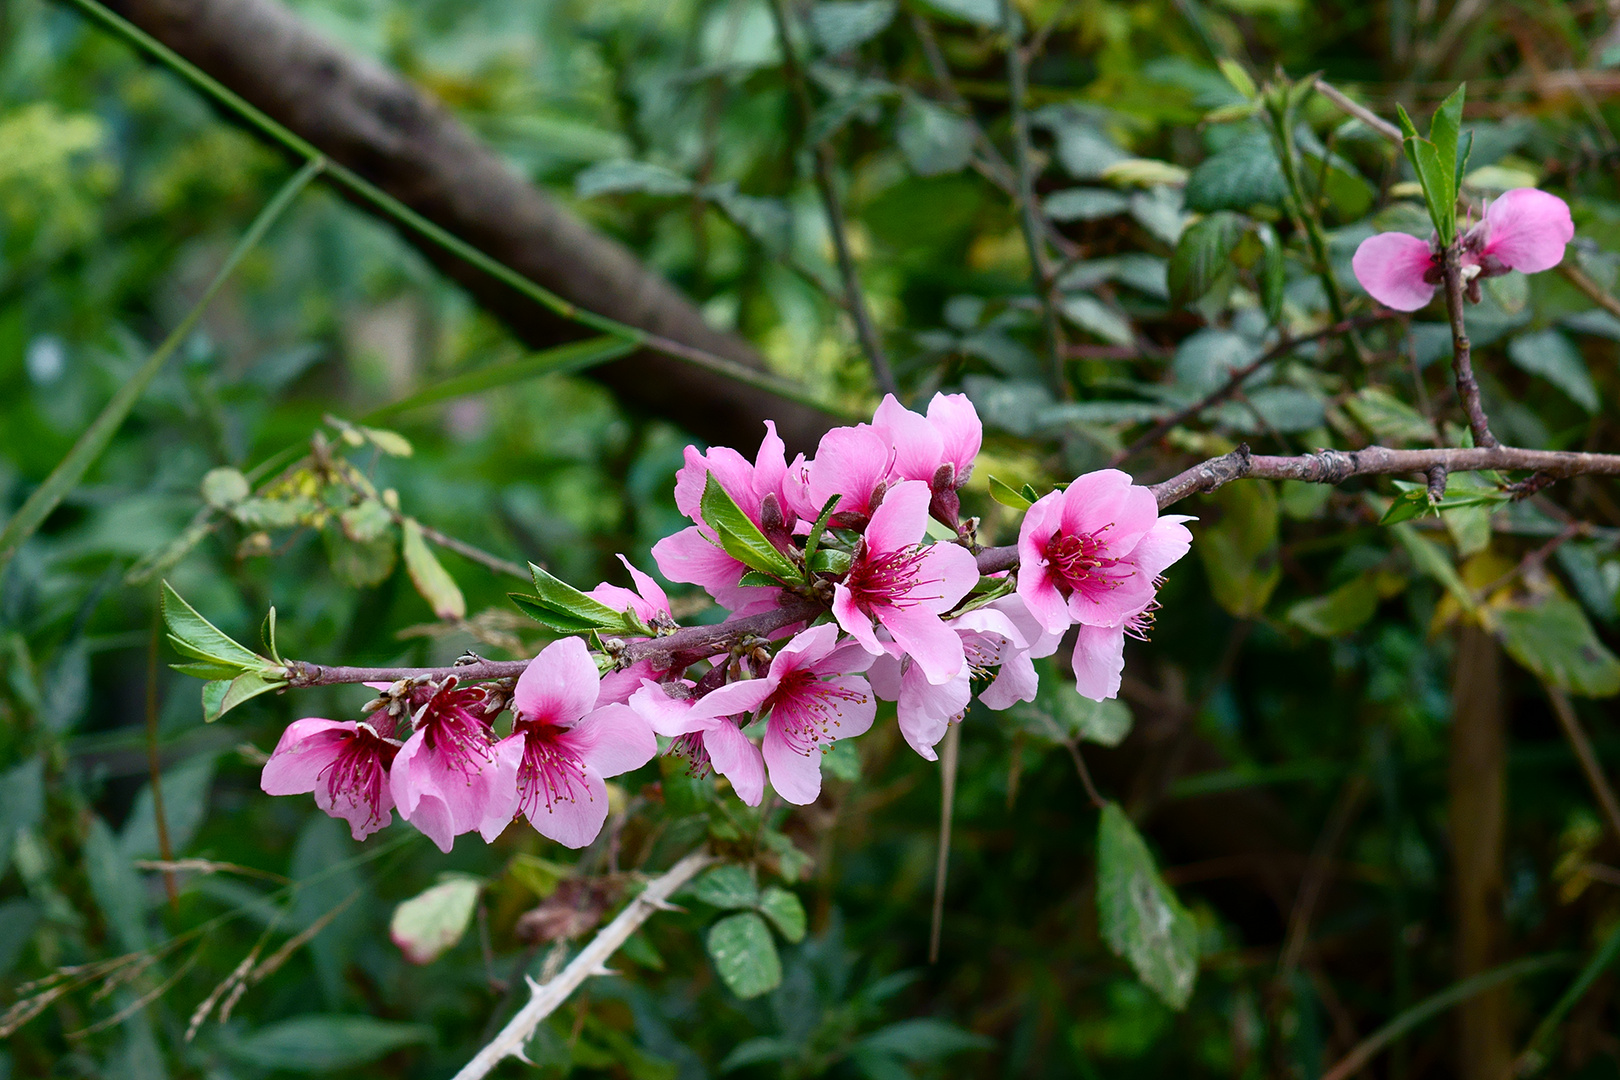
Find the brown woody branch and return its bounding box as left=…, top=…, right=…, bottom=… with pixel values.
left=101, top=0, right=839, bottom=454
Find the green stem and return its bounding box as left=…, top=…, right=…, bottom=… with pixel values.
left=0, top=158, right=323, bottom=576
left=54, top=0, right=831, bottom=414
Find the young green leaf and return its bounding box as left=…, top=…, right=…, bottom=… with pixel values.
left=758, top=885, right=807, bottom=943
left=988, top=475, right=1033, bottom=511
left=525, top=563, right=629, bottom=632
left=1097, top=803, right=1200, bottom=1010
left=1168, top=212, right=1247, bottom=308
left=203, top=670, right=284, bottom=723
left=161, top=581, right=267, bottom=669
left=699, top=473, right=801, bottom=581
left=706, top=911, right=783, bottom=999
left=801, top=494, right=842, bottom=568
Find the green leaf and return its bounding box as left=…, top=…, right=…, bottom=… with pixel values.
left=1167, top=212, right=1247, bottom=308
left=1195, top=481, right=1281, bottom=618
left=121, top=754, right=216, bottom=858
left=231, top=495, right=316, bottom=529
left=1429, top=84, right=1465, bottom=200
left=1497, top=595, right=1620, bottom=697
left=170, top=659, right=248, bottom=680
left=575, top=160, right=693, bottom=198
left=226, top=1016, right=431, bottom=1072
left=401, top=519, right=466, bottom=621
left=390, top=876, right=482, bottom=964
left=802, top=494, right=843, bottom=569
left=1259, top=225, right=1285, bottom=323
left=912, top=0, right=998, bottom=26
left=85, top=816, right=148, bottom=953
left=987, top=475, right=1033, bottom=511
left=1381, top=485, right=1436, bottom=525
left=699, top=474, right=801, bottom=581
left=0, top=757, right=45, bottom=880
left=758, top=885, right=807, bottom=943
left=200, top=466, right=250, bottom=509
left=1059, top=293, right=1135, bottom=347
left=357, top=424, right=412, bottom=457
left=897, top=95, right=975, bottom=177
left=1183, top=132, right=1287, bottom=213
left=1391, top=522, right=1477, bottom=616
left=339, top=499, right=393, bottom=542
left=205, top=670, right=284, bottom=722
left=1507, top=330, right=1600, bottom=413
left=855, top=1018, right=992, bottom=1062
left=1345, top=386, right=1436, bottom=445
left=809, top=0, right=898, bottom=53
left=706, top=911, right=783, bottom=999
left=1217, top=58, right=1257, bottom=100
left=1096, top=803, right=1200, bottom=1010
left=1286, top=574, right=1379, bottom=637
left=690, top=864, right=760, bottom=909
left=1043, top=188, right=1131, bottom=222
left=323, top=527, right=398, bottom=588
left=161, top=582, right=266, bottom=669
left=525, top=563, right=631, bottom=632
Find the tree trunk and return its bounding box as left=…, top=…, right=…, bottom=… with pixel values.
left=100, top=0, right=840, bottom=454
left=1450, top=623, right=1513, bottom=1080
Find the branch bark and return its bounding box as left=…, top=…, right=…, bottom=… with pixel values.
left=452, top=848, right=713, bottom=1080
left=99, top=0, right=840, bottom=454
left=1440, top=244, right=1500, bottom=449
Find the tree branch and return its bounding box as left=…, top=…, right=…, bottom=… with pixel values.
left=452, top=848, right=713, bottom=1080
left=91, top=0, right=841, bottom=454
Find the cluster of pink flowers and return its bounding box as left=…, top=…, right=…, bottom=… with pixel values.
left=1352, top=187, right=1573, bottom=311
left=261, top=394, right=1192, bottom=850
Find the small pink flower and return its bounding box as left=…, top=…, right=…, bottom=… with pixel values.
left=489, top=637, right=656, bottom=848
left=873, top=393, right=983, bottom=528
left=629, top=678, right=772, bottom=806
left=262, top=716, right=400, bottom=840
left=749, top=624, right=876, bottom=805
left=868, top=607, right=1034, bottom=759
left=588, top=555, right=676, bottom=705
left=1016, top=470, right=1192, bottom=641
left=389, top=680, right=520, bottom=853
left=803, top=423, right=894, bottom=520
left=1352, top=187, right=1574, bottom=312
left=654, top=422, right=794, bottom=615
left=830, top=480, right=981, bottom=684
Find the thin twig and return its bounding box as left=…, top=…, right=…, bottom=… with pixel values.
left=766, top=0, right=896, bottom=396
left=1000, top=0, right=1067, bottom=396
left=1545, top=686, right=1620, bottom=842
left=1439, top=244, right=1499, bottom=448
left=1113, top=316, right=1394, bottom=465
left=1316, top=80, right=1405, bottom=143
left=929, top=723, right=961, bottom=964
left=453, top=848, right=713, bottom=1080
left=1559, top=262, right=1620, bottom=320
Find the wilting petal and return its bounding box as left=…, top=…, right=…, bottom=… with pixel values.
left=1351, top=231, right=1437, bottom=311
left=513, top=636, right=600, bottom=727
left=1072, top=623, right=1128, bottom=701
left=1482, top=188, right=1573, bottom=274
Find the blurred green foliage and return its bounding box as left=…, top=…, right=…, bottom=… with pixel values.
left=6, top=0, right=1620, bottom=1075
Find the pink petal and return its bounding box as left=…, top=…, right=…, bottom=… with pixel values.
left=979, top=650, right=1039, bottom=710
left=1072, top=623, right=1127, bottom=701
left=651, top=526, right=766, bottom=612
left=762, top=723, right=825, bottom=805
left=1065, top=564, right=1156, bottom=629
left=832, top=583, right=883, bottom=655
left=513, top=636, right=601, bottom=727
left=866, top=648, right=904, bottom=700
left=806, top=425, right=892, bottom=516
left=1059, top=469, right=1135, bottom=539
left=617, top=555, right=671, bottom=617
left=598, top=658, right=660, bottom=706
left=388, top=730, right=431, bottom=817
left=525, top=770, right=611, bottom=849
left=261, top=719, right=352, bottom=795
left=751, top=420, right=789, bottom=513
left=863, top=479, right=931, bottom=553
left=313, top=784, right=393, bottom=842
left=1016, top=560, right=1071, bottom=637
left=816, top=638, right=877, bottom=677
left=628, top=681, right=706, bottom=737
left=897, top=664, right=970, bottom=760
left=768, top=622, right=841, bottom=677
left=989, top=595, right=1063, bottom=659
left=913, top=540, right=980, bottom=615
left=563, top=703, right=658, bottom=779
left=926, top=393, right=982, bottom=479
left=874, top=603, right=965, bottom=685
left=690, top=678, right=775, bottom=722
left=874, top=394, right=945, bottom=484
left=1482, top=188, right=1574, bottom=275
left=702, top=720, right=765, bottom=806
left=477, top=736, right=524, bottom=842
left=1351, top=231, right=1438, bottom=312
left=405, top=793, right=457, bottom=853
left=1127, top=515, right=1195, bottom=579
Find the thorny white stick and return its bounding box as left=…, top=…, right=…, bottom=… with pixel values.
left=452, top=848, right=714, bottom=1080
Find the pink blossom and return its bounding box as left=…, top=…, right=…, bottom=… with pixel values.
left=868, top=607, right=1034, bottom=759
left=873, top=393, right=983, bottom=527
left=629, top=678, right=772, bottom=806
left=1351, top=188, right=1574, bottom=312
left=1016, top=469, right=1191, bottom=640
left=588, top=555, right=675, bottom=705
left=802, top=423, right=894, bottom=520
left=830, top=480, right=981, bottom=684
left=389, top=680, right=520, bottom=853
left=261, top=716, right=400, bottom=840
left=654, top=422, right=794, bottom=615
left=747, top=624, right=876, bottom=804
left=489, top=637, right=657, bottom=848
